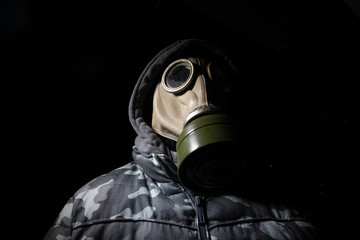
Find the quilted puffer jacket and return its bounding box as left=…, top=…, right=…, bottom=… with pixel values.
left=44, top=39, right=318, bottom=240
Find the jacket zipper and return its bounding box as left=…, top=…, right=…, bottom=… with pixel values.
left=194, top=195, right=209, bottom=240
left=181, top=185, right=209, bottom=240
left=155, top=155, right=209, bottom=240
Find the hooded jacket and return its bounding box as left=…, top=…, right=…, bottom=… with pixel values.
left=44, top=39, right=318, bottom=240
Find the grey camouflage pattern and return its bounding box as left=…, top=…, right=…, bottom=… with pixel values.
left=44, top=152, right=317, bottom=240
left=44, top=39, right=317, bottom=239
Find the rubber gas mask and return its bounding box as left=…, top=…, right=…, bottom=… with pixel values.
left=152, top=57, right=246, bottom=194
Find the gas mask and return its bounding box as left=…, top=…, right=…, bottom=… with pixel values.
left=152, top=57, right=247, bottom=194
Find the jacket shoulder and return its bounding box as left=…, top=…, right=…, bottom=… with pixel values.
left=72, top=162, right=146, bottom=220
left=44, top=162, right=146, bottom=239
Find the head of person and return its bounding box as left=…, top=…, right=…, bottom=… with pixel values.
left=130, top=39, right=256, bottom=195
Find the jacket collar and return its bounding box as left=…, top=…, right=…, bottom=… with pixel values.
left=132, top=146, right=179, bottom=184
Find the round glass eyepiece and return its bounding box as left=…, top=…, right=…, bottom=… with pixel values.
left=162, top=59, right=194, bottom=93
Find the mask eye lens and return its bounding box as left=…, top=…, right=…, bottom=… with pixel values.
left=207, top=62, right=231, bottom=93
left=166, top=62, right=191, bottom=88
left=162, top=59, right=194, bottom=93
left=207, top=62, right=224, bottom=82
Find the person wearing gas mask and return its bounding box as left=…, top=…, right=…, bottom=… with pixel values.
left=44, top=39, right=318, bottom=240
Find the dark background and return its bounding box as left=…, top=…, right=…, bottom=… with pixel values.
left=1, top=0, right=359, bottom=239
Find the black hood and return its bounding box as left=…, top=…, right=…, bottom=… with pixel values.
left=128, top=39, right=240, bottom=158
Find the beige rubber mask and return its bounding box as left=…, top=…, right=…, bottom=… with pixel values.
left=152, top=57, right=246, bottom=194
left=152, top=58, right=209, bottom=141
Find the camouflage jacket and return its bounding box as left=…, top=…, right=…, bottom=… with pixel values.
left=44, top=150, right=317, bottom=240
left=44, top=39, right=318, bottom=239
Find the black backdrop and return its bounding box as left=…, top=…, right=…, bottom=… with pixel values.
left=2, top=0, right=359, bottom=239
